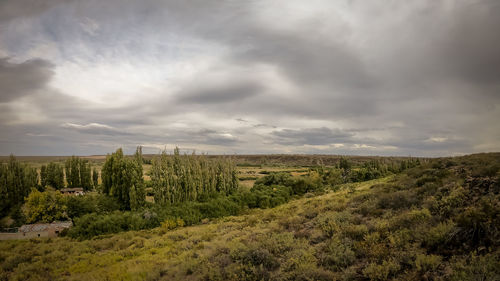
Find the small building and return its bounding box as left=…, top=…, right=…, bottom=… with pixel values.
left=61, top=187, right=84, bottom=196
left=0, top=221, right=73, bottom=240
left=18, top=221, right=73, bottom=239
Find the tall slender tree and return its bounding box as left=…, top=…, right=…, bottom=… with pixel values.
left=41, top=162, right=65, bottom=189
left=101, top=147, right=145, bottom=210
left=151, top=147, right=238, bottom=205
left=92, top=167, right=99, bottom=189
left=0, top=155, right=38, bottom=217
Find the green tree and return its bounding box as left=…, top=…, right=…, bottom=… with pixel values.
left=151, top=147, right=238, bottom=205
left=79, top=159, right=92, bottom=191
left=41, top=162, right=65, bottom=189
left=40, top=165, right=48, bottom=188
left=70, top=156, right=80, bottom=187
left=22, top=188, right=68, bottom=223
left=92, top=167, right=99, bottom=189
left=0, top=155, right=38, bottom=218
left=65, top=156, right=92, bottom=190
left=339, top=157, right=352, bottom=182
left=101, top=147, right=145, bottom=210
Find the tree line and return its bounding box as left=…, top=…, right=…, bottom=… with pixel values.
left=101, top=147, right=145, bottom=210
left=38, top=157, right=100, bottom=192
left=150, top=147, right=239, bottom=205
left=0, top=155, right=38, bottom=218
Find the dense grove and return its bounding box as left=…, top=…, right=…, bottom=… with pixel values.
left=64, top=156, right=93, bottom=191
left=0, top=153, right=498, bottom=280
left=40, top=163, right=65, bottom=190
left=0, top=156, right=37, bottom=219
left=101, top=147, right=145, bottom=210
left=151, top=148, right=238, bottom=205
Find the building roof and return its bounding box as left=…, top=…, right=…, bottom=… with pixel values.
left=19, top=221, right=73, bottom=233
left=61, top=188, right=84, bottom=192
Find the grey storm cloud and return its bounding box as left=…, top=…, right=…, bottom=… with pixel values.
left=272, top=127, right=355, bottom=146
left=0, top=0, right=499, bottom=156
left=0, top=0, right=70, bottom=23
left=0, top=58, right=54, bottom=103
left=177, top=81, right=262, bottom=104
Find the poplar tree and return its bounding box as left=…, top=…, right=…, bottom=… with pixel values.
left=0, top=155, right=38, bottom=217
left=151, top=147, right=238, bottom=205
left=40, top=165, right=48, bottom=188
left=41, top=162, right=65, bottom=189
left=70, top=156, right=80, bottom=187
left=65, top=159, right=72, bottom=187
left=92, top=167, right=99, bottom=189
left=79, top=160, right=92, bottom=191
left=101, top=147, right=145, bottom=210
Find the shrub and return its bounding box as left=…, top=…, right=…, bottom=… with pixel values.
left=362, top=259, right=400, bottom=281
left=343, top=224, right=369, bottom=241
left=438, top=186, right=467, bottom=217
left=376, top=190, right=419, bottom=210
left=254, top=172, right=294, bottom=187
left=161, top=218, right=185, bottom=230
left=387, top=228, right=412, bottom=249
left=449, top=252, right=500, bottom=281
left=248, top=185, right=292, bottom=209
left=321, top=237, right=356, bottom=270
left=68, top=210, right=159, bottom=239
left=415, top=254, right=442, bottom=272
left=422, top=220, right=456, bottom=251
left=240, top=248, right=280, bottom=271
left=316, top=211, right=354, bottom=238
left=390, top=209, right=431, bottom=230
left=454, top=199, right=500, bottom=248
left=66, top=194, right=121, bottom=219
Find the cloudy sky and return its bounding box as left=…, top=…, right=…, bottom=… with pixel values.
left=0, top=0, right=499, bottom=156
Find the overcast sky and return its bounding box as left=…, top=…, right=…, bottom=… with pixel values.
left=0, top=0, right=499, bottom=156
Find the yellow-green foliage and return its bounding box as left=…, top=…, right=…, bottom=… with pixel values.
left=423, top=220, right=456, bottom=248
left=161, top=218, right=185, bottom=230
left=23, top=188, right=68, bottom=223
left=415, top=254, right=442, bottom=272
left=362, top=258, right=401, bottom=281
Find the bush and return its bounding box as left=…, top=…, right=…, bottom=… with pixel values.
left=321, top=237, right=356, bottom=270
left=239, top=248, right=280, bottom=271
left=254, top=172, right=294, bottom=187
left=449, top=252, right=500, bottom=281
left=317, top=211, right=354, bottom=238
left=68, top=210, right=160, bottom=239
left=248, top=185, right=292, bottom=208
left=362, top=259, right=400, bottom=281
left=454, top=199, right=500, bottom=248
left=438, top=186, right=467, bottom=217
left=422, top=220, right=456, bottom=251
left=376, top=190, right=419, bottom=210
left=161, top=218, right=185, bottom=230
left=254, top=172, right=324, bottom=196
left=415, top=254, right=442, bottom=272
left=390, top=209, right=431, bottom=230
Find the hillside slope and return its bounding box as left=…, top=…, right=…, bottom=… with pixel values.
left=0, top=153, right=499, bottom=281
